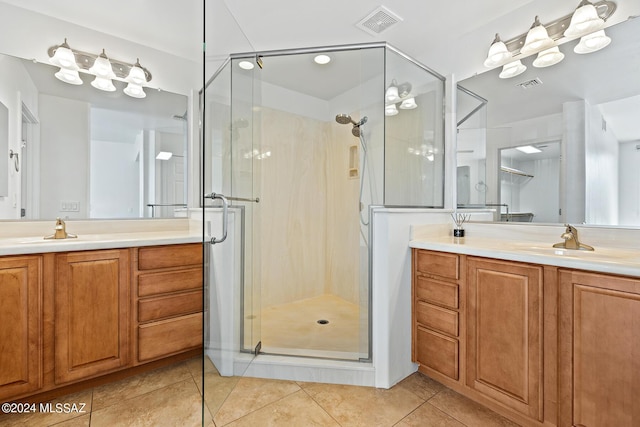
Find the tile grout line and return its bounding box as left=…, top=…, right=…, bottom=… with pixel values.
left=298, top=385, right=345, bottom=427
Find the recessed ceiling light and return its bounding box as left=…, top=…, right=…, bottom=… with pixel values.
left=516, top=145, right=542, bottom=154
left=156, top=151, right=173, bottom=160
left=238, top=60, right=254, bottom=70
left=314, top=54, right=331, bottom=65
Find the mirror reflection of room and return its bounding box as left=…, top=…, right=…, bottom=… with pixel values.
left=457, top=16, right=640, bottom=226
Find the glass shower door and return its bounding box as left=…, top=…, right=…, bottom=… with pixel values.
left=201, top=57, right=262, bottom=381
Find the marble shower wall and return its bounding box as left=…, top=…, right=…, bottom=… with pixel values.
left=258, top=107, right=361, bottom=308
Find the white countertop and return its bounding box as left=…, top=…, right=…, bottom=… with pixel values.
left=0, top=219, right=202, bottom=256
left=410, top=223, right=640, bottom=277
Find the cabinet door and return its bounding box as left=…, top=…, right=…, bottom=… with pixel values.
left=55, top=250, right=130, bottom=384
left=0, top=256, right=42, bottom=400
left=559, top=270, right=640, bottom=427
left=467, top=257, right=543, bottom=421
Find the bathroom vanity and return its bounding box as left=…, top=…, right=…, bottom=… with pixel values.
left=411, top=224, right=640, bottom=427
left=0, top=220, right=202, bottom=403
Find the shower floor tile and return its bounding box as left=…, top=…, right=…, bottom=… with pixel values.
left=259, top=294, right=364, bottom=359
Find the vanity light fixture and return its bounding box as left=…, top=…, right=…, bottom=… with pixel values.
left=385, top=84, right=400, bottom=103
left=499, top=60, right=527, bottom=79
left=564, top=0, right=605, bottom=38
left=484, top=34, right=512, bottom=67
left=47, top=39, right=152, bottom=98
left=399, top=97, right=417, bottom=109
left=574, top=29, right=611, bottom=53
left=532, top=46, right=565, bottom=68
left=385, top=104, right=398, bottom=116
left=483, top=1, right=615, bottom=77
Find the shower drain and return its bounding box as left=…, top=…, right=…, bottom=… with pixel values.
left=317, top=319, right=329, bottom=325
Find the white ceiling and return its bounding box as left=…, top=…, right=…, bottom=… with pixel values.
left=4, top=0, right=638, bottom=79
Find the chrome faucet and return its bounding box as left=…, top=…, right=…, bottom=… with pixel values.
left=44, top=218, right=77, bottom=240
left=553, top=224, right=593, bottom=251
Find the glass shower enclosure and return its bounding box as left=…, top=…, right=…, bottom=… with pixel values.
left=200, top=43, right=445, bottom=400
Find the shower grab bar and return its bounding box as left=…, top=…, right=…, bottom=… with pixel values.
left=204, top=193, right=229, bottom=244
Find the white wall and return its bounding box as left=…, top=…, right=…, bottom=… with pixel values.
left=0, top=55, right=39, bottom=218
left=585, top=104, right=619, bottom=225
left=619, top=141, right=640, bottom=226
left=89, top=138, right=140, bottom=218
left=39, top=94, right=89, bottom=219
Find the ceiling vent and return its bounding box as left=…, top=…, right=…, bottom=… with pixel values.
left=356, top=6, right=403, bottom=35
left=516, top=78, right=543, bottom=90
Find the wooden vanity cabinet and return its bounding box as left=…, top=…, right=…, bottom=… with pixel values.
left=558, top=269, right=640, bottom=427
left=0, top=255, right=42, bottom=401
left=412, top=249, right=462, bottom=381
left=134, top=244, right=203, bottom=363
left=466, top=257, right=543, bottom=422
left=54, top=249, right=131, bottom=384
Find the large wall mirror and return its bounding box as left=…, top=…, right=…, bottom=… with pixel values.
left=457, top=16, right=640, bottom=227
left=0, top=52, right=188, bottom=220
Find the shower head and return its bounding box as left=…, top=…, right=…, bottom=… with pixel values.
left=352, top=127, right=361, bottom=137
left=335, top=114, right=356, bottom=125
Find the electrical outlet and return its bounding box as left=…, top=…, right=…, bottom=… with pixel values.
left=60, top=201, right=80, bottom=212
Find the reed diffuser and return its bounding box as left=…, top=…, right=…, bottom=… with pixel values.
left=451, top=213, right=470, bottom=237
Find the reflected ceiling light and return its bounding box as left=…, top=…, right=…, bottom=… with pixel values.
left=238, top=60, right=254, bottom=70
left=399, top=97, right=417, bottom=109
left=314, top=54, right=331, bottom=65
left=532, top=46, right=565, bottom=68
left=499, top=60, right=527, bottom=79
left=54, top=68, right=83, bottom=85
left=574, top=29, right=611, bottom=53
left=564, top=0, right=605, bottom=38
left=385, top=104, right=399, bottom=116
left=484, top=34, right=511, bottom=67
left=156, top=151, right=173, bottom=160
left=385, top=85, right=400, bottom=102
left=520, top=16, right=555, bottom=55
left=47, top=39, right=152, bottom=98
left=516, top=145, right=542, bottom=154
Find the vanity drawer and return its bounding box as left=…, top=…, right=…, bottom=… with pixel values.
left=138, top=313, right=203, bottom=361
left=416, top=301, right=458, bottom=337
left=138, top=290, right=203, bottom=323
left=138, top=244, right=202, bottom=270
left=416, top=276, right=459, bottom=309
left=415, top=250, right=459, bottom=281
left=137, top=268, right=202, bottom=297
left=416, top=326, right=459, bottom=380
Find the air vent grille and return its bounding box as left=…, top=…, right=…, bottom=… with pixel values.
left=516, top=78, right=543, bottom=89
left=356, top=6, right=402, bottom=35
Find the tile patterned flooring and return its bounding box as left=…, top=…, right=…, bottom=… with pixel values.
left=0, top=357, right=521, bottom=427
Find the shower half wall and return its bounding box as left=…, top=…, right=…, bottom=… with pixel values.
left=202, top=42, right=445, bottom=385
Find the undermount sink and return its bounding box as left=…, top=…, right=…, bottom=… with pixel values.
left=512, top=243, right=634, bottom=262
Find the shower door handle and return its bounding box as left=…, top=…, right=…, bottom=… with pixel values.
left=204, top=192, right=228, bottom=244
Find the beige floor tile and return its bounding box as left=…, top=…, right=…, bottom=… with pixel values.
left=202, top=371, right=240, bottom=418
left=428, top=388, right=521, bottom=427
left=213, top=377, right=301, bottom=426
left=396, top=402, right=466, bottom=427
left=90, top=378, right=208, bottom=427
left=225, top=390, right=340, bottom=427
left=91, top=361, right=192, bottom=410
left=50, top=414, right=91, bottom=426
left=0, top=390, right=92, bottom=427
left=304, top=382, right=424, bottom=427
left=396, top=372, right=445, bottom=401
